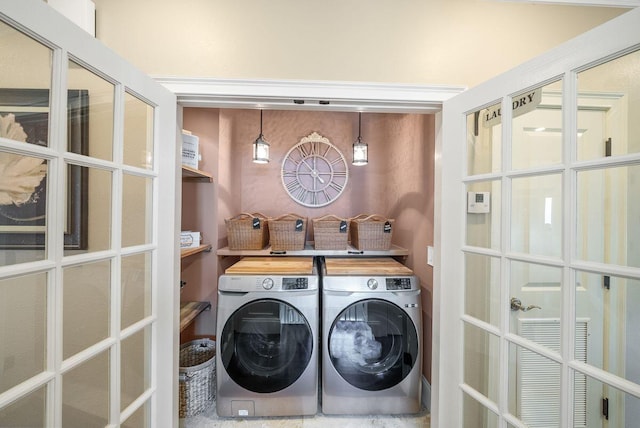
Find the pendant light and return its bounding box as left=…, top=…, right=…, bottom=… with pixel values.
left=352, top=112, right=368, bottom=166
left=252, top=110, right=270, bottom=164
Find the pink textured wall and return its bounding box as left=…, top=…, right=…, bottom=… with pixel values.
left=183, top=108, right=435, bottom=380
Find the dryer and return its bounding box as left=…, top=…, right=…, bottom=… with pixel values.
left=321, top=257, right=422, bottom=415
left=216, top=256, right=319, bottom=417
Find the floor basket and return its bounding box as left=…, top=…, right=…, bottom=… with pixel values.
left=179, top=339, right=216, bottom=418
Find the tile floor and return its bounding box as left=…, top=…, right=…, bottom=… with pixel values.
left=180, top=403, right=431, bottom=428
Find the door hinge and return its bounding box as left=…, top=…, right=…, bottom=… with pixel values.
left=602, top=397, right=609, bottom=420
left=603, top=275, right=610, bottom=290
left=605, top=138, right=612, bottom=157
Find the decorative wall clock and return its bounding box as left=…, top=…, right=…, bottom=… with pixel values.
left=281, top=132, right=348, bottom=207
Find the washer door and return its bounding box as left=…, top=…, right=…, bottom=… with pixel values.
left=328, top=298, right=418, bottom=391
left=220, top=298, right=313, bottom=393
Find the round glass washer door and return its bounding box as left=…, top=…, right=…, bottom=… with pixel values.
left=328, top=298, right=418, bottom=391
left=220, top=298, right=313, bottom=393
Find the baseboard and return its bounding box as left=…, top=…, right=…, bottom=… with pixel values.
left=421, top=375, right=431, bottom=412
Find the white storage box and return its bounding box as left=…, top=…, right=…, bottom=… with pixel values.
left=181, top=231, right=201, bottom=249
left=181, top=131, right=199, bottom=169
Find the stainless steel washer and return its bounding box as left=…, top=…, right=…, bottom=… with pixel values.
left=321, top=257, right=422, bottom=415
left=216, top=256, right=319, bottom=417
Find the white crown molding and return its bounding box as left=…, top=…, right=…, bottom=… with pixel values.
left=153, top=76, right=467, bottom=114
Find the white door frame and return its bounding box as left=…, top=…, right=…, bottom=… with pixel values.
left=438, top=7, right=640, bottom=428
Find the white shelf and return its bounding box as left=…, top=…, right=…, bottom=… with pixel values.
left=216, top=243, right=408, bottom=258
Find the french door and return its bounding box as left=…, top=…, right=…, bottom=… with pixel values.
left=0, top=2, right=178, bottom=427
left=436, top=7, right=640, bottom=428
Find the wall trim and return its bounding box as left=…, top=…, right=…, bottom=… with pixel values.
left=154, top=76, right=466, bottom=114
left=422, top=375, right=431, bottom=412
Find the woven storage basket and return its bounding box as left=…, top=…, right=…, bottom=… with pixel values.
left=268, top=213, right=307, bottom=251
left=312, top=214, right=350, bottom=250
left=225, top=212, right=269, bottom=250
left=179, top=339, right=216, bottom=418
left=350, top=214, right=395, bottom=250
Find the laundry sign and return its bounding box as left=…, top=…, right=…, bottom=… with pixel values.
left=482, top=90, right=542, bottom=128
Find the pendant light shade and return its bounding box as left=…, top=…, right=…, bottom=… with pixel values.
left=252, top=110, right=270, bottom=164
left=352, top=112, right=368, bottom=166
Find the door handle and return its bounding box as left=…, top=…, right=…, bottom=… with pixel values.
left=510, top=297, right=541, bottom=312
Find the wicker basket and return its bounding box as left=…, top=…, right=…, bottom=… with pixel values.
left=313, top=215, right=350, bottom=250
left=225, top=212, right=269, bottom=250
left=268, top=213, right=307, bottom=251
left=179, top=339, right=216, bottom=418
left=350, top=214, right=395, bottom=250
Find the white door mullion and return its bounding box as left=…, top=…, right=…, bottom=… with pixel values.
left=110, top=82, right=125, bottom=426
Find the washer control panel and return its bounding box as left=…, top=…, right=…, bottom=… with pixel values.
left=282, top=277, right=309, bottom=290
left=386, top=277, right=413, bottom=290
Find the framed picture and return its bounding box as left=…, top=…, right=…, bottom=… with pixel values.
left=0, top=88, right=89, bottom=250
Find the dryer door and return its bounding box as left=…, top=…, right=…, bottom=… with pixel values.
left=328, top=298, right=419, bottom=391
left=220, top=298, right=313, bottom=393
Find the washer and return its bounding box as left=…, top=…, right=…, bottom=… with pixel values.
left=321, top=257, right=422, bottom=415
left=216, top=256, right=319, bottom=417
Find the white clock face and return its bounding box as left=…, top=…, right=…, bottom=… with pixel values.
left=281, top=132, right=348, bottom=207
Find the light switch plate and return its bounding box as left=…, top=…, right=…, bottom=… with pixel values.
left=427, top=246, right=434, bottom=266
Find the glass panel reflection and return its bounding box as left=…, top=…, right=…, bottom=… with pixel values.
left=575, top=271, right=640, bottom=384
left=465, top=253, right=500, bottom=327
left=463, top=322, right=499, bottom=403
left=122, top=174, right=152, bottom=248
left=63, top=260, right=111, bottom=359
left=577, top=48, right=640, bottom=161
left=121, top=326, right=151, bottom=411
left=0, top=154, right=48, bottom=265
left=64, top=165, right=112, bottom=256
left=509, top=260, right=562, bottom=354
left=511, top=174, right=562, bottom=258
left=0, top=273, right=47, bottom=394
left=121, top=252, right=152, bottom=329
left=0, top=385, right=46, bottom=427
left=123, top=92, right=154, bottom=169
left=467, top=102, right=502, bottom=176
left=511, top=82, right=563, bottom=170
left=509, top=342, right=561, bottom=427
left=67, top=60, right=114, bottom=161
left=577, top=164, right=640, bottom=268
left=463, top=391, right=499, bottom=428
left=62, top=351, right=109, bottom=427
left=574, top=370, right=640, bottom=427
left=465, top=180, right=501, bottom=250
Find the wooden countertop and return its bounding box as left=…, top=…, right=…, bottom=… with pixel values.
left=225, top=256, right=315, bottom=275
left=324, top=257, right=413, bottom=276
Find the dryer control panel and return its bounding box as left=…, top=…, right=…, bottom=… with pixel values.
left=283, top=277, right=309, bottom=290
left=386, top=277, right=413, bottom=290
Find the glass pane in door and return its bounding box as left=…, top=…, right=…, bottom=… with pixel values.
left=511, top=81, right=563, bottom=171
left=463, top=322, right=499, bottom=403
left=67, top=60, right=114, bottom=161
left=62, top=350, right=110, bottom=427
left=121, top=174, right=152, bottom=248
left=0, top=385, right=46, bottom=427
left=121, top=326, right=151, bottom=411
left=511, top=173, right=562, bottom=258
left=467, top=101, right=502, bottom=176
left=0, top=273, right=47, bottom=394
left=576, top=49, right=640, bottom=161
left=575, top=271, right=640, bottom=384
left=465, top=180, right=501, bottom=250
left=122, top=400, right=149, bottom=428
left=123, top=92, right=154, bottom=169
left=0, top=155, right=48, bottom=263
left=63, top=260, right=111, bottom=359
left=464, top=253, right=500, bottom=327
left=509, top=342, right=561, bottom=427
left=576, top=371, right=640, bottom=427
left=577, top=164, right=639, bottom=268
left=463, top=391, right=499, bottom=428
left=121, top=251, right=152, bottom=329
